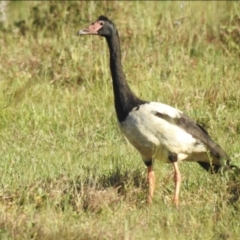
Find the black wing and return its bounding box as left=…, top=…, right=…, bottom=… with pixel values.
left=176, top=113, right=230, bottom=162
left=155, top=111, right=231, bottom=162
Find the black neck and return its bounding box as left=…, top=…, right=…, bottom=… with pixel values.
left=105, top=32, right=146, bottom=122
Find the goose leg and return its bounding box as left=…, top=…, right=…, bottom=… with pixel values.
left=147, top=165, right=155, bottom=204
left=173, top=161, right=181, bottom=206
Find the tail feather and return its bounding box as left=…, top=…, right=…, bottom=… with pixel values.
left=197, top=161, right=221, bottom=173
left=197, top=159, right=239, bottom=174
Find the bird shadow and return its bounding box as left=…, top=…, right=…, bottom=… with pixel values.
left=78, top=166, right=148, bottom=212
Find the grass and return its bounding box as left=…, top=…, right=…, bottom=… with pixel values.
left=0, top=1, right=240, bottom=239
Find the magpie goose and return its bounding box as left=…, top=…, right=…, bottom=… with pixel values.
left=78, top=16, right=232, bottom=206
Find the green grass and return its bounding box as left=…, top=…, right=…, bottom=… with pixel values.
left=0, top=1, right=240, bottom=239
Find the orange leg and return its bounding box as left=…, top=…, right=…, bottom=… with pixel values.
left=147, top=165, right=155, bottom=204
left=173, top=161, right=181, bottom=206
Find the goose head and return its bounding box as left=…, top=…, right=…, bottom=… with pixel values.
left=77, top=15, right=117, bottom=37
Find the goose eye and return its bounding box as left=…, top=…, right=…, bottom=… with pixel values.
left=100, top=21, right=104, bottom=26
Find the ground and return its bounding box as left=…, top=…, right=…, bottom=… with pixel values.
left=0, top=1, right=240, bottom=239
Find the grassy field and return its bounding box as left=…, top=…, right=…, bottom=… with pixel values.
left=0, top=1, right=240, bottom=239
